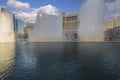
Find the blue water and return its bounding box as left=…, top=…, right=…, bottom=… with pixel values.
left=0, top=42, right=120, bottom=80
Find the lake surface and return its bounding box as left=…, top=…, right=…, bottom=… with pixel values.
left=0, top=42, right=120, bottom=80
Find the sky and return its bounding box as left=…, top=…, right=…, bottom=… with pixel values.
left=105, top=0, right=120, bottom=21
left=0, top=0, right=84, bottom=13
left=0, top=0, right=84, bottom=23
left=0, top=0, right=120, bottom=23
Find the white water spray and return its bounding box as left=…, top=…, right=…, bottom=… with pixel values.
left=78, top=0, right=105, bottom=42
left=0, top=8, right=15, bottom=42
left=28, top=13, right=63, bottom=42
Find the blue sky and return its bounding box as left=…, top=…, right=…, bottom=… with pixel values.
left=0, top=0, right=120, bottom=22
left=27, top=0, right=84, bottom=13
left=0, top=0, right=86, bottom=24
left=0, top=0, right=84, bottom=14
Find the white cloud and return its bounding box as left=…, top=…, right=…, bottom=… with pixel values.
left=15, top=11, right=37, bottom=23
left=35, top=4, right=58, bottom=15
left=105, top=0, right=120, bottom=21
left=13, top=4, right=58, bottom=23
left=7, top=0, right=30, bottom=10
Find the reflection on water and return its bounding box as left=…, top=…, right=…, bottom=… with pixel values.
left=0, top=43, right=15, bottom=80
left=1, top=42, right=120, bottom=80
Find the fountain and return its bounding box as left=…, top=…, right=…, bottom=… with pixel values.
left=28, top=13, right=63, bottom=42
left=78, top=0, right=105, bottom=42
left=0, top=8, right=15, bottom=42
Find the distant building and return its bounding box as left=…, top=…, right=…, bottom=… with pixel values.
left=62, top=12, right=80, bottom=41
left=24, top=23, right=34, bottom=41
left=104, top=16, right=120, bottom=30
left=14, top=18, right=25, bottom=41
left=104, top=16, right=120, bottom=41
left=14, top=19, right=24, bottom=34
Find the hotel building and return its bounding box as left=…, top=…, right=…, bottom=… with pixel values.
left=14, top=18, right=25, bottom=41
left=24, top=23, right=34, bottom=41
left=62, top=12, right=80, bottom=41
left=104, top=16, right=120, bottom=41
left=104, top=16, right=120, bottom=30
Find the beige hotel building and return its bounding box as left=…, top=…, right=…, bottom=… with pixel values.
left=104, top=16, right=120, bottom=30
left=104, top=16, right=120, bottom=41
left=62, top=12, right=80, bottom=41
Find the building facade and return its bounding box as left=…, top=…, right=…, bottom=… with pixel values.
left=104, top=16, right=120, bottom=41
left=104, top=16, right=120, bottom=30
left=14, top=19, right=24, bottom=34
left=24, top=23, right=34, bottom=41
left=62, top=12, right=80, bottom=41
left=14, top=18, right=25, bottom=41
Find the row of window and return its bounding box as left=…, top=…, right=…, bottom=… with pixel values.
left=63, top=16, right=78, bottom=21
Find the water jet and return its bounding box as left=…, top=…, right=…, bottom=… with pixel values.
left=0, top=8, right=15, bottom=42
left=28, top=13, right=63, bottom=42
left=78, top=0, right=105, bottom=42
